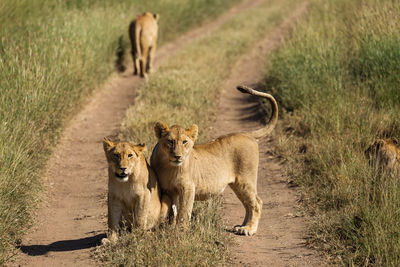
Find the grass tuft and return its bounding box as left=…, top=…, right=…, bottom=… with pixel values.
left=96, top=199, right=230, bottom=266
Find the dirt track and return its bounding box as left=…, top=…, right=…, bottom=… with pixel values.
left=213, top=1, right=322, bottom=265
left=17, top=0, right=320, bottom=266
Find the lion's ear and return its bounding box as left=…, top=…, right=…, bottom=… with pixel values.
left=129, top=142, right=147, bottom=153
left=137, top=143, right=147, bottom=152
left=103, top=137, right=115, bottom=152
left=154, top=121, right=169, bottom=139
left=153, top=13, right=159, bottom=21
left=186, top=124, right=198, bottom=142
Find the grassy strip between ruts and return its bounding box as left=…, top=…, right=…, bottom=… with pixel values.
left=263, top=0, right=400, bottom=265
left=0, top=0, right=241, bottom=263
left=95, top=0, right=301, bottom=265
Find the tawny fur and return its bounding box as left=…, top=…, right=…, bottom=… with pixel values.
left=103, top=139, right=170, bottom=242
left=150, top=85, right=278, bottom=236
left=366, top=138, right=400, bottom=176
left=129, top=12, right=159, bottom=79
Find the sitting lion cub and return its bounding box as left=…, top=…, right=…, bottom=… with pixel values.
left=129, top=12, right=159, bottom=79
left=366, top=138, right=400, bottom=175
left=150, top=85, right=278, bottom=236
left=103, top=138, right=170, bottom=242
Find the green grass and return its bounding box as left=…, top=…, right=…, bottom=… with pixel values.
left=0, top=0, right=240, bottom=264
left=96, top=0, right=301, bottom=265
left=263, top=0, right=400, bottom=265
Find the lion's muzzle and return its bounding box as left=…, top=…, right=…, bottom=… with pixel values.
left=170, top=155, right=183, bottom=166
left=114, top=170, right=129, bottom=182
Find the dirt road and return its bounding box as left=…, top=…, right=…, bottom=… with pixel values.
left=18, top=0, right=321, bottom=266
left=212, top=1, right=322, bottom=266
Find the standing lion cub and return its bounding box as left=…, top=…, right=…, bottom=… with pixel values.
left=103, top=138, right=170, bottom=242
left=129, top=12, right=159, bottom=79
left=150, top=85, right=278, bottom=236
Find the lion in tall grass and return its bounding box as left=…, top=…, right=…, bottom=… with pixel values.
left=366, top=138, right=400, bottom=176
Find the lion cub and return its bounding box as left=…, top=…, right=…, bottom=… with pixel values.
left=129, top=12, right=159, bottom=79
left=150, top=85, right=278, bottom=236
left=103, top=138, right=170, bottom=242
left=366, top=138, right=400, bottom=175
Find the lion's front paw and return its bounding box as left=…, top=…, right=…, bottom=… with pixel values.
left=232, top=225, right=256, bottom=236
left=140, top=73, right=148, bottom=80
left=101, top=237, right=111, bottom=245
left=102, top=232, right=118, bottom=245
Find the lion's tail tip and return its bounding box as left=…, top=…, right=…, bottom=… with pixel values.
left=236, top=85, right=252, bottom=94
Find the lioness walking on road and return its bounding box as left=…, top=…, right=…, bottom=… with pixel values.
left=150, top=85, right=278, bottom=236
left=129, top=12, right=159, bottom=79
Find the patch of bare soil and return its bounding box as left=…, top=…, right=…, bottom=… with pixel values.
left=16, top=1, right=263, bottom=266
left=212, top=1, right=324, bottom=266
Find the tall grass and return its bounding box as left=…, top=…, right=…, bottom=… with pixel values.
left=96, top=0, right=301, bottom=265
left=263, top=0, right=400, bottom=265
left=0, top=0, right=239, bottom=264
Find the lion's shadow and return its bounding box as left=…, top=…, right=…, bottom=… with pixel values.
left=18, top=233, right=106, bottom=256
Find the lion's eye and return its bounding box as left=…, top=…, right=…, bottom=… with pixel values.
left=182, top=140, right=188, bottom=145
left=114, top=154, right=120, bottom=159
left=128, top=154, right=133, bottom=158
left=167, top=140, right=174, bottom=146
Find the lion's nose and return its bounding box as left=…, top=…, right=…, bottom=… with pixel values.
left=120, top=167, right=127, bottom=172
left=174, top=155, right=182, bottom=161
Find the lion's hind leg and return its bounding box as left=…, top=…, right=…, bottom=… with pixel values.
left=139, top=44, right=149, bottom=79
left=147, top=41, right=157, bottom=74
left=229, top=181, right=262, bottom=236
left=133, top=53, right=140, bottom=76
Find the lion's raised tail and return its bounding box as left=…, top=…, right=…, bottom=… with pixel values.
left=236, top=85, right=279, bottom=139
